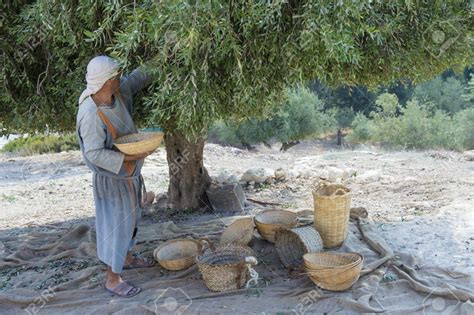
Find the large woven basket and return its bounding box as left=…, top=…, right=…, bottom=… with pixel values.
left=220, top=217, right=254, bottom=246
left=254, top=209, right=298, bottom=243
left=275, top=226, right=323, bottom=267
left=153, top=238, right=200, bottom=271
left=196, top=240, right=257, bottom=292
left=303, top=252, right=363, bottom=291
left=312, top=182, right=351, bottom=248
left=114, top=132, right=164, bottom=155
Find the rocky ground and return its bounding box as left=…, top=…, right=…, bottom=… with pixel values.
left=1, top=140, right=473, bottom=276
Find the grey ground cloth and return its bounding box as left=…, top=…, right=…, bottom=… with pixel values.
left=0, top=212, right=472, bottom=314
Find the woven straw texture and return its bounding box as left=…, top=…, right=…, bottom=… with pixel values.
left=275, top=226, right=323, bottom=267
left=153, top=238, right=199, bottom=271
left=304, top=252, right=363, bottom=291
left=114, top=132, right=164, bottom=155
left=196, top=241, right=256, bottom=292
left=220, top=217, right=254, bottom=246
left=312, top=182, right=352, bottom=248
left=254, top=209, right=298, bottom=243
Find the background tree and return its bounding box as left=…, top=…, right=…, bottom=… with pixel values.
left=1, top=1, right=472, bottom=209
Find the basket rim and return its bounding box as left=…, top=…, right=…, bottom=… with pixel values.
left=196, top=244, right=254, bottom=267
left=114, top=131, right=164, bottom=143
left=154, top=238, right=199, bottom=263
left=254, top=209, right=298, bottom=225
left=303, top=252, right=363, bottom=268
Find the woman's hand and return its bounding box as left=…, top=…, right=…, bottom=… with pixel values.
left=124, top=151, right=154, bottom=161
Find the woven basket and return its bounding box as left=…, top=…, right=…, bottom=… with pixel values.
left=312, top=182, right=351, bottom=248
left=220, top=217, right=254, bottom=246
left=196, top=240, right=257, bottom=292
left=153, top=238, right=200, bottom=271
left=114, top=132, right=164, bottom=155
left=303, top=252, right=363, bottom=291
left=254, top=209, right=298, bottom=243
left=275, top=226, right=323, bottom=267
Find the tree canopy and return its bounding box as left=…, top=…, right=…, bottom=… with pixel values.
left=1, top=0, right=472, bottom=138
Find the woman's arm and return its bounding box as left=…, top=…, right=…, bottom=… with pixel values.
left=124, top=67, right=152, bottom=96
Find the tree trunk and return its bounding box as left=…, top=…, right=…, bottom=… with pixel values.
left=165, top=132, right=211, bottom=210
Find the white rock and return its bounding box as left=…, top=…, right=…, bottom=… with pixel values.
left=343, top=167, right=357, bottom=179
left=358, top=170, right=381, bottom=182
left=286, top=169, right=300, bottom=178
left=464, top=150, right=474, bottom=161
left=240, top=167, right=274, bottom=183
left=215, top=168, right=233, bottom=184
left=274, top=168, right=287, bottom=180
left=327, top=167, right=344, bottom=182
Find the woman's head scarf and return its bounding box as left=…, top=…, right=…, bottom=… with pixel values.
left=78, top=55, right=121, bottom=105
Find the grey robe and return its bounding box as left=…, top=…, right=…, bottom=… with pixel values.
left=76, top=69, right=151, bottom=273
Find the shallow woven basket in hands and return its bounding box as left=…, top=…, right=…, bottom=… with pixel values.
left=254, top=209, right=298, bottom=243
left=275, top=226, right=323, bottom=267
left=196, top=240, right=256, bottom=292
left=114, top=132, right=164, bottom=155
left=153, top=238, right=200, bottom=271
left=220, top=217, right=254, bottom=246
left=312, top=182, right=352, bottom=248
left=303, top=252, right=363, bottom=291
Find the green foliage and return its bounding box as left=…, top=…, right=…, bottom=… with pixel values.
left=347, top=93, right=472, bottom=150
left=463, top=75, right=474, bottom=102
left=1, top=1, right=472, bottom=140
left=1, top=133, right=79, bottom=155
left=209, top=87, right=335, bottom=146
left=413, top=76, right=469, bottom=113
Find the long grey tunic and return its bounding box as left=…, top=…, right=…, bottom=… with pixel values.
left=76, top=69, right=151, bottom=273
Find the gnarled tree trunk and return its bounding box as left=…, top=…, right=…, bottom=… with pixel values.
left=164, top=132, right=211, bottom=210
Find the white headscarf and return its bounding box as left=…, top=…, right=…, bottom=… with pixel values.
left=78, top=55, right=121, bottom=105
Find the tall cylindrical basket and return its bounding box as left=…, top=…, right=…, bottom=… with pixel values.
left=312, top=182, right=351, bottom=248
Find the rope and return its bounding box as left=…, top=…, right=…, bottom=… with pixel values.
left=245, top=265, right=259, bottom=289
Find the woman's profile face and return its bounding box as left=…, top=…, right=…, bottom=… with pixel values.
left=106, top=71, right=122, bottom=93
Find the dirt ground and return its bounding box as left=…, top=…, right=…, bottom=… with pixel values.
left=0, top=140, right=473, bottom=288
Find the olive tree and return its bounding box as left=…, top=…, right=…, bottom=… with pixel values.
left=1, top=0, right=472, bottom=209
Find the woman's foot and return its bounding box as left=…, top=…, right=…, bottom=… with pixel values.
left=106, top=280, right=141, bottom=298
left=124, top=252, right=156, bottom=269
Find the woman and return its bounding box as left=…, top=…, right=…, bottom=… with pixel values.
left=76, top=55, right=155, bottom=298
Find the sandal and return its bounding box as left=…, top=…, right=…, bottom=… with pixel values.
left=106, top=281, right=141, bottom=298
left=124, top=253, right=156, bottom=269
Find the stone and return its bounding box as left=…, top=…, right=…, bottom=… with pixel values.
left=327, top=167, right=344, bottom=182
left=274, top=168, right=286, bottom=181
left=206, top=183, right=246, bottom=213
left=240, top=167, right=274, bottom=183
left=463, top=150, right=474, bottom=161
left=358, top=170, right=381, bottom=182
left=227, top=174, right=239, bottom=184
left=215, top=168, right=233, bottom=184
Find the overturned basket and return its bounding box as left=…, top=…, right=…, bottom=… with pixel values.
left=114, top=132, right=164, bottom=155
left=275, top=226, right=323, bottom=267
left=254, top=209, right=298, bottom=243
left=303, top=252, right=363, bottom=291
left=196, top=240, right=257, bottom=292
left=220, top=217, right=254, bottom=246
left=153, top=238, right=200, bottom=271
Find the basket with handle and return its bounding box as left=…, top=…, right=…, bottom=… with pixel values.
left=153, top=238, right=201, bottom=271
left=220, top=217, right=254, bottom=246
left=254, top=209, right=298, bottom=243
left=275, top=226, right=323, bottom=267
left=114, top=131, right=164, bottom=155
left=196, top=239, right=258, bottom=292
left=312, top=182, right=351, bottom=248
left=303, top=252, right=363, bottom=291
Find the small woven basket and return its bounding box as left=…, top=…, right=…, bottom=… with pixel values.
left=196, top=240, right=257, bottom=292
left=312, top=182, right=351, bottom=248
left=153, top=238, right=200, bottom=271
left=275, top=226, right=323, bottom=267
left=114, top=132, right=164, bottom=155
left=303, top=252, right=363, bottom=291
left=220, top=217, right=254, bottom=246
left=254, top=209, right=298, bottom=243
